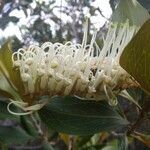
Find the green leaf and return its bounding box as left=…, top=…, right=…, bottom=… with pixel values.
left=38, top=96, right=128, bottom=135
left=0, top=100, right=19, bottom=121
left=120, top=19, right=150, bottom=94
left=0, top=126, right=33, bottom=145
left=111, top=0, right=149, bottom=26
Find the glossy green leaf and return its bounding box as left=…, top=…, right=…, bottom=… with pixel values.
left=120, top=19, right=150, bottom=94
left=0, top=126, right=33, bottom=145
left=38, top=96, right=128, bottom=135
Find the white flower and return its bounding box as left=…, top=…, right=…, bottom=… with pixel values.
left=12, top=21, right=138, bottom=105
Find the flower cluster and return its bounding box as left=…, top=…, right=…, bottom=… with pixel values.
left=12, top=21, right=137, bottom=105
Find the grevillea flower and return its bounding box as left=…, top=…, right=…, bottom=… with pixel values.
left=10, top=21, right=138, bottom=107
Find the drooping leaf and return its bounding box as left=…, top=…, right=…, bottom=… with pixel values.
left=0, top=126, right=33, bottom=145
left=120, top=19, right=150, bottom=94
left=38, top=96, right=128, bottom=135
